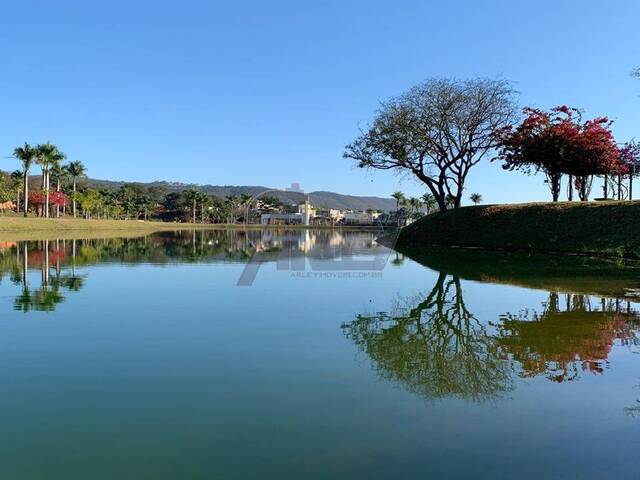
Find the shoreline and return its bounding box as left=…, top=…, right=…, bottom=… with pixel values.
left=0, top=216, right=385, bottom=241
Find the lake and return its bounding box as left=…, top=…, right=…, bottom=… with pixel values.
left=0, top=229, right=638, bottom=479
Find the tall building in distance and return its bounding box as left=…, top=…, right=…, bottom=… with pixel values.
left=285, top=182, right=304, bottom=194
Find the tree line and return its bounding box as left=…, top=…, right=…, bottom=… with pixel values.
left=346, top=73, right=640, bottom=212
left=7, top=142, right=287, bottom=222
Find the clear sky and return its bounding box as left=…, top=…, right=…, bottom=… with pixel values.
left=1, top=0, right=639, bottom=203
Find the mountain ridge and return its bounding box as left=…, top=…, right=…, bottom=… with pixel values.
left=81, top=178, right=397, bottom=211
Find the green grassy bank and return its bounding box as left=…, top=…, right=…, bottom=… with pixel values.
left=0, top=217, right=194, bottom=241
left=394, top=201, right=640, bottom=259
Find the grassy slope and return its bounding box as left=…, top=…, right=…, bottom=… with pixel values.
left=0, top=216, right=212, bottom=241
left=0, top=216, right=380, bottom=241
left=395, top=201, right=640, bottom=259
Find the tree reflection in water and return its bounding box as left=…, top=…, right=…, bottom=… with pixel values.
left=0, top=230, right=384, bottom=312
left=342, top=272, right=512, bottom=401
left=343, top=273, right=640, bottom=404
left=10, top=240, right=86, bottom=312
left=495, top=293, right=640, bottom=382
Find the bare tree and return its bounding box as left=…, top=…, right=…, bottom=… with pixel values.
left=344, top=78, right=517, bottom=212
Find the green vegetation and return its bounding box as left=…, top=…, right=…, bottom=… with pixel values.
left=393, top=201, right=640, bottom=259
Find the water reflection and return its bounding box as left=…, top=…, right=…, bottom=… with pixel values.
left=9, top=240, right=86, bottom=312
left=496, top=293, right=640, bottom=382
left=343, top=247, right=640, bottom=408
left=342, top=272, right=512, bottom=401
left=0, top=230, right=384, bottom=311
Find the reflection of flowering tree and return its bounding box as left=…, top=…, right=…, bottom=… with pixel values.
left=342, top=272, right=512, bottom=401
left=495, top=293, right=640, bottom=382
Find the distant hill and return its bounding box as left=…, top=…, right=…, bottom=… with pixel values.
left=81, top=178, right=397, bottom=211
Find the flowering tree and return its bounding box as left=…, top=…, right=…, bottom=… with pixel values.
left=618, top=141, right=640, bottom=199
left=29, top=191, right=68, bottom=216
left=497, top=106, right=620, bottom=201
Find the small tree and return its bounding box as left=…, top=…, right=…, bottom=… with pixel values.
left=469, top=193, right=483, bottom=205
left=345, top=78, right=517, bottom=212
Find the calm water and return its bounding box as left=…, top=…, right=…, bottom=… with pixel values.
left=0, top=230, right=639, bottom=479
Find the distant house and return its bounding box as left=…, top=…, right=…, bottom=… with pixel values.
left=342, top=211, right=381, bottom=225
left=261, top=203, right=383, bottom=226
left=261, top=202, right=315, bottom=225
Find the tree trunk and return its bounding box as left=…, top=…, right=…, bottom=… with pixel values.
left=192, top=200, right=196, bottom=224
left=56, top=178, right=60, bottom=217
left=603, top=174, right=608, bottom=199
left=552, top=177, right=560, bottom=202
left=23, top=170, right=29, bottom=217
left=618, top=174, right=622, bottom=200
left=44, top=169, right=50, bottom=218
left=568, top=175, right=573, bottom=201
left=72, top=178, right=77, bottom=218
left=630, top=174, right=633, bottom=201
left=16, top=189, right=20, bottom=213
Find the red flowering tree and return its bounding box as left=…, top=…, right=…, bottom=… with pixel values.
left=497, top=106, right=621, bottom=201
left=28, top=191, right=68, bottom=216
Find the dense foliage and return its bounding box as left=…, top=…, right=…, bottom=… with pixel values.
left=497, top=106, right=637, bottom=201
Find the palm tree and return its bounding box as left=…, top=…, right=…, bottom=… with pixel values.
left=470, top=193, right=483, bottom=205
left=65, top=160, right=86, bottom=218
left=10, top=170, right=24, bottom=213
left=198, top=192, right=211, bottom=224
left=225, top=195, right=241, bottom=224
left=13, top=143, right=36, bottom=217
left=240, top=193, right=252, bottom=224
left=391, top=191, right=405, bottom=210
left=421, top=193, right=437, bottom=214
left=184, top=189, right=199, bottom=224
left=50, top=162, right=67, bottom=217
left=407, top=197, right=423, bottom=217
left=35, top=143, right=64, bottom=218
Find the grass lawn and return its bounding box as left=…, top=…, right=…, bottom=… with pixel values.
left=0, top=215, right=217, bottom=240
left=395, top=200, right=640, bottom=259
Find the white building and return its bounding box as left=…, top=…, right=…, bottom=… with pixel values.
left=342, top=211, right=381, bottom=225
left=261, top=202, right=315, bottom=225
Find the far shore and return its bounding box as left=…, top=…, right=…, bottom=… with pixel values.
left=0, top=216, right=385, bottom=241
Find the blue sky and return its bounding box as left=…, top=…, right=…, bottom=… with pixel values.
left=1, top=0, right=639, bottom=203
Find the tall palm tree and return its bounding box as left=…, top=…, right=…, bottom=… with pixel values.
left=13, top=143, right=36, bottom=217
left=391, top=191, right=405, bottom=210
left=65, top=160, right=86, bottom=218
left=35, top=143, right=64, bottom=218
left=184, top=189, right=200, bottom=224
left=240, top=193, right=252, bottom=224
left=10, top=170, right=24, bottom=213
left=50, top=162, right=67, bottom=217
left=198, top=192, right=211, bottom=224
